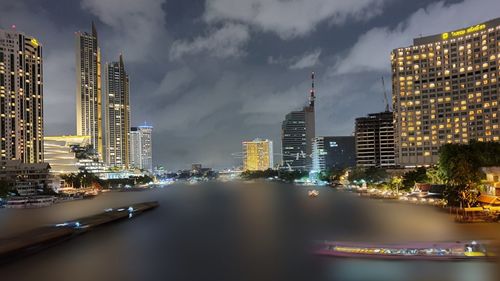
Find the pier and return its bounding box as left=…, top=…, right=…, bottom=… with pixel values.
left=0, top=201, right=158, bottom=263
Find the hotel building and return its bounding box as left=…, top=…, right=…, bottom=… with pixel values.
left=391, top=18, right=500, bottom=167
left=130, top=125, right=153, bottom=172
left=0, top=28, right=44, bottom=163
left=355, top=111, right=395, bottom=168
left=75, top=22, right=103, bottom=159
left=104, top=54, right=130, bottom=169
left=242, top=138, right=273, bottom=171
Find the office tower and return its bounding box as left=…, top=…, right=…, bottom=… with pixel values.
left=0, top=28, right=44, bottom=163
left=312, top=136, right=356, bottom=172
left=130, top=125, right=153, bottom=172
left=355, top=111, right=395, bottom=168
left=76, top=22, right=103, bottom=159
left=391, top=18, right=500, bottom=167
left=104, top=54, right=130, bottom=169
left=242, top=138, right=273, bottom=171
left=281, top=72, right=316, bottom=171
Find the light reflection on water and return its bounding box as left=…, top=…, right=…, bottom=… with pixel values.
left=0, top=183, right=497, bottom=281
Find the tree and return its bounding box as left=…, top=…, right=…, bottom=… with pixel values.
left=426, top=165, right=447, bottom=184
left=348, top=167, right=388, bottom=183
left=436, top=141, right=500, bottom=207
left=0, top=179, right=13, bottom=198
left=389, top=176, right=403, bottom=193
left=402, top=167, right=429, bottom=190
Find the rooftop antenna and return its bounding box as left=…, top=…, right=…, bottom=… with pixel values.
left=381, top=76, right=389, bottom=112
left=309, top=71, right=315, bottom=107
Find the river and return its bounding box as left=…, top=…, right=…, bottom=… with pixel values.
left=0, top=182, right=498, bottom=281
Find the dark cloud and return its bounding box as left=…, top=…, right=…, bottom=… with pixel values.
left=1, top=0, right=498, bottom=170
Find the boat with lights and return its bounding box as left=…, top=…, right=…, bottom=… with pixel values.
left=314, top=240, right=493, bottom=260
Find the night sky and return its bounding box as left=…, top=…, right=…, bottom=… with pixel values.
left=1, top=0, right=499, bottom=170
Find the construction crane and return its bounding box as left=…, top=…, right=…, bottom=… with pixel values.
left=381, top=76, right=390, bottom=112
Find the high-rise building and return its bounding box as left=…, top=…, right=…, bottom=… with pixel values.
left=312, top=136, right=356, bottom=172
left=75, top=22, right=103, bottom=159
left=130, top=125, right=153, bottom=172
left=0, top=28, right=44, bottom=163
left=104, top=54, right=130, bottom=169
left=281, top=72, right=315, bottom=171
left=355, top=111, right=395, bottom=168
left=391, top=18, right=500, bottom=167
left=242, top=138, right=273, bottom=171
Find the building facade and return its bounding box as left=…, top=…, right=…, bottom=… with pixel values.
left=281, top=72, right=315, bottom=171
left=312, top=136, right=355, bottom=172
left=130, top=125, right=153, bottom=172
left=0, top=28, right=44, bottom=163
left=0, top=160, right=51, bottom=196
left=391, top=18, right=500, bottom=167
left=242, top=138, right=273, bottom=171
left=75, top=22, right=103, bottom=159
left=44, top=135, right=90, bottom=175
left=355, top=111, right=395, bottom=168
left=104, top=54, right=130, bottom=169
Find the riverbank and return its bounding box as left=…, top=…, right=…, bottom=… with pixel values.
left=339, top=185, right=500, bottom=223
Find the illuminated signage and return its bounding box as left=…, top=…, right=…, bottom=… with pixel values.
left=30, top=38, right=39, bottom=47
left=441, top=24, right=486, bottom=40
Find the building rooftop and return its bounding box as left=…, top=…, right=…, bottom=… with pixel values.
left=412, top=17, right=500, bottom=46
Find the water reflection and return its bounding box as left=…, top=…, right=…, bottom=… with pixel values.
left=0, top=182, right=497, bottom=281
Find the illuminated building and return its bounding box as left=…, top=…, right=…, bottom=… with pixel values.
left=355, top=111, right=395, bottom=168
left=104, top=54, right=130, bottom=169
left=312, top=136, right=355, bottom=172
left=242, top=138, right=273, bottom=171
left=0, top=160, right=51, bottom=196
left=281, top=72, right=316, bottom=171
left=0, top=28, right=44, bottom=163
left=130, top=125, right=153, bottom=172
left=392, top=18, right=500, bottom=167
left=75, top=22, right=103, bottom=160
left=44, top=135, right=106, bottom=175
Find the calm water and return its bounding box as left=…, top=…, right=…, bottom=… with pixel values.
left=0, top=182, right=497, bottom=281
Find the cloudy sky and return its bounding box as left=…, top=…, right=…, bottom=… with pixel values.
left=1, top=0, right=499, bottom=170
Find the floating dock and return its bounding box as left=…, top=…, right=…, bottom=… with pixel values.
left=0, top=201, right=158, bottom=263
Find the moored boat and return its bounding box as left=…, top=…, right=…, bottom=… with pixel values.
left=314, top=240, right=493, bottom=260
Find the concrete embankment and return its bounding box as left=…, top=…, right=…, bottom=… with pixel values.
left=0, top=201, right=158, bottom=263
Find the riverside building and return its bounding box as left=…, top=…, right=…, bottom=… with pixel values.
left=391, top=18, right=500, bottom=167
left=242, top=138, right=273, bottom=171
left=130, top=125, right=153, bottom=173
left=355, top=111, right=395, bottom=168
left=0, top=28, right=44, bottom=163
left=75, top=22, right=103, bottom=159
left=104, top=54, right=130, bottom=169
left=281, top=72, right=316, bottom=171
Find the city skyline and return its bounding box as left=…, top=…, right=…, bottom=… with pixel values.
left=1, top=0, right=500, bottom=169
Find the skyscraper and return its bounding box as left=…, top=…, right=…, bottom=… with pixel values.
left=0, top=28, right=44, bottom=163
left=104, top=54, right=130, bottom=169
left=242, top=138, right=273, bottom=171
left=76, top=22, right=103, bottom=159
left=130, top=125, right=153, bottom=172
left=391, top=18, right=500, bottom=167
left=281, top=72, right=315, bottom=171
left=355, top=111, right=395, bottom=168
left=312, top=136, right=356, bottom=172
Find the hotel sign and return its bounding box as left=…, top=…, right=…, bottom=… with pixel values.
left=441, top=24, right=486, bottom=40
left=30, top=38, right=39, bottom=47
